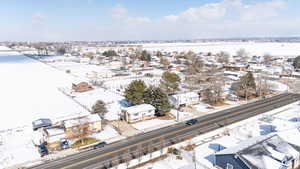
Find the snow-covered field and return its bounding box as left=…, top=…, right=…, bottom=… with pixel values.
left=142, top=42, right=300, bottom=56
left=0, top=47, right=89, bottom=130
left=0, top=47, right=91, bottom=168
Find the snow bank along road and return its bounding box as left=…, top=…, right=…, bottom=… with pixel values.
left=28, top=93, right=300, bottom=169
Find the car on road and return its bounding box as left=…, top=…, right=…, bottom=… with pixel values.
left=186, top=119, right=198, bottom=125
left=93, top=141, right=107, bottom=149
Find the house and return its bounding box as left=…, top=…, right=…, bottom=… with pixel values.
left=122, top=104, right=156, bottom=123
left=169, top=92, right=200, bottom=108
left=224, top=64, right=248, bottom=71
left=42, top=127, right=66, bottom=151
left=215, top=134, right=300, bottom=169
left=224, top=71, right=241, bottom=81
left=72, top=82, right=93, bottom=92
left=64, top=114, right=102, bottom=139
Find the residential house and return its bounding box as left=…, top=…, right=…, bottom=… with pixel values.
left=169, top=92, right=200, bottom=108
left=72, top=82, right=93, bottom=92
left=215, top=134, right=300, bottom=169
left=122, top=104, right=156, bottom=123
left=64, top=114, right=102, bottom=139
left=224, top=64, right=248, bottom=71
left=42, top=127, right=65, bottom=151
left=224, top=71, right=241, bottom=81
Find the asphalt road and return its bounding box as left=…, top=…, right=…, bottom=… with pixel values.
left=28, top=93, right=300, bottom=169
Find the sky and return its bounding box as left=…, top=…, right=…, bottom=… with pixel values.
left=0, top=0, right=300, bottom=41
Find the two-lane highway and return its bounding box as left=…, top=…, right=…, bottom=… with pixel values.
left=29, top=93, right=300, bottom=169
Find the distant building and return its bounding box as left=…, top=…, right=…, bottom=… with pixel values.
left=224, top=64, right=248, bottom=71
left=215, top=134, right=300, bottom=169
left=122, top=104, right=156, bottom=123
left=72, top=82, right=93, bottom=92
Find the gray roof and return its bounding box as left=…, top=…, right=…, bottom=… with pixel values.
left=216, top=134, right=300, bottom=169
left=216, top=134, right=276, bottom=155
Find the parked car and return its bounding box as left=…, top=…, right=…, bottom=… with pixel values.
left=60, top=138, right=69, bottom=149
left=38, top=143, right=49, bottom=157
left=155, top=112, right=166, bottom=117
left=32, top=118, right=52, bottom=131
left=93, top=141, right=107, bottom=149
left=186, top=119, right=198, bottom=125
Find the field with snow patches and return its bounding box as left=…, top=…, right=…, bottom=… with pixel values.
left=142, top=42, right=300, bottom=56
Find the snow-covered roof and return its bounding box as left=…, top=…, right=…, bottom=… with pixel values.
left=216, top=134, right=299, bottom=169
left=64, top=114, right=101, bottom=128
left=123, top=104, right=155, bottom=115
left=45, top=128, right=64, bottom=136
left=171, top=92, right=199, bottom=100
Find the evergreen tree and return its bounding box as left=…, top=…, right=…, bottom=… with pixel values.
left=144, top=86, right=171, bottom=114
left=124, top=80, right=147, bottom=105
left=103, top=50, right=118, bottom=57
left=56, top=47, right=66, bottom=55
left=92, top=100, right=108, bottom=118
left=160, top=71, right=181, bottom=95
left=293, top=56, right=300, bottom=68
left=140, top=50, right=151, bottom=61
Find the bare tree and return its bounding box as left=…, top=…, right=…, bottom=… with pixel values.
left=236, top=48, right=249, bottom=63
left=216, top=51, right=230, bottom=64
left=72, top=117, right=90, bottom=145
left=160, top=56, right=170, bottom=69
left=202, top=76, right=225, bottom=105
left=257, top=74, right=272, bottom=96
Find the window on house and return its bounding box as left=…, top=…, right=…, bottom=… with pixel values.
left=226, top=163, right=233, bottom=169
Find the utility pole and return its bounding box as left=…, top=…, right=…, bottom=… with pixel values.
left=176, top=108, right=180, bottom=122
left=192, top=149, right=196, bottom=169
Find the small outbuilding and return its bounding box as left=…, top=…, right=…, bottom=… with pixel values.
left=72, top=82, right=93, bottom=92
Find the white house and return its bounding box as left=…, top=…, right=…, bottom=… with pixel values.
left=169, top=92, right=200, bottom=108
left=122, top=104, right=156, bottom=123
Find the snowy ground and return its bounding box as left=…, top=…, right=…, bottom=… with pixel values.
left=0, top=47, right=92, bottom=168
left=46, top=61, right=114, bottom=80
left=142, top=42, right=300, bottom=56
left=73, top=88, right=125, bottom=121
left=90, top=125, right=120, bottom=143
left=0, top=126, right=40, bottom=168
left=0, top=47, right=89, bottom=130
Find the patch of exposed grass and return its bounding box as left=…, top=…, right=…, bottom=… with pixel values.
left=70, top=137, right=99, bottom=149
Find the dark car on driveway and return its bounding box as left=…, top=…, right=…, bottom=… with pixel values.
left=32, top=118, right=52, bottom=131
left=38, top=143, right=49, bottom=157
left=93, top=141, right=107, bottom=149
left=186, top=119, right=198, bottom=125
